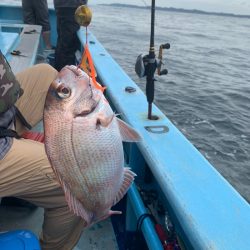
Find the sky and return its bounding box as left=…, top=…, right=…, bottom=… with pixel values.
left=5, top=0, right=250, bottom=15
left=90, top=0, right=250, bottom=15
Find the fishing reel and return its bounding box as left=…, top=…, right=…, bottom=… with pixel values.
left=135, top=42, right=170, bottom=120
left=133, top=0, right=170, bottom=119
left=135, top=43, right=170, bottom=78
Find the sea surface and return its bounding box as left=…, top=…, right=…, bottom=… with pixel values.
left=86, top=5, right=250, bottom=203
left=3, top=2, right=250, bottom=203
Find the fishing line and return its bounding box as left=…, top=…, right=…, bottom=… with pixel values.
left=140, top=0, right=149, bottom=7
left=85, top=26, right=88, bottom=45
left=85, top=25, right=93, bottom=98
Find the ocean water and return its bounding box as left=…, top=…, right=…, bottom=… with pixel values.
left=90, top=5, right=250, bottom=203
left=2, top=2, right=250, bottom=203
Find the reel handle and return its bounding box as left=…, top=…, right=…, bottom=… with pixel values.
left=157, top=43, right=170, bottom=76
left=161, top=43, right=170, bottom=50
left=159, top=69, right=168, bottom=75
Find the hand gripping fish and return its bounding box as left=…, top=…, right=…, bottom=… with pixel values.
left=44, top=65, right=141, bottom=226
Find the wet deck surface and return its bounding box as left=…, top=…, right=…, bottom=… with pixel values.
left=0, top=204, right=119, bottom=250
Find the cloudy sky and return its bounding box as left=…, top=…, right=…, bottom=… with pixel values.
left=90, top=0, right=250, bottom=15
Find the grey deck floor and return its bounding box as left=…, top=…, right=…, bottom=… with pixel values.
left=0, top=205, right=118, bottom=250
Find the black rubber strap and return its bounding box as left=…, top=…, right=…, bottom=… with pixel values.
left=0, top=129, right=20, bottom=138
left=136, top=213, right=155, bottom=232
left=15, top=106, right=32, bottom=130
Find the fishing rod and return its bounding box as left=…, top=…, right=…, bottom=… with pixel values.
left=135, top=0, right=170, bottom=120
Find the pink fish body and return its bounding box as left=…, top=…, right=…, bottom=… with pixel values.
left=44, top=65, right=140, bottom=226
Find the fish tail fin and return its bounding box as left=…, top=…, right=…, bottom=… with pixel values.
left=113, top=167, right=136, bottom=205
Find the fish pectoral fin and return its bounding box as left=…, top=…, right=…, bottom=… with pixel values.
left=117, top=118, right=141, bottom=142
left=61, top=180, right=93, bottom=227
left=113, top=167, right=136, bottom=205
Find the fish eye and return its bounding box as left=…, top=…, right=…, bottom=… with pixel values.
left=56, top=84, right=71, bottom=99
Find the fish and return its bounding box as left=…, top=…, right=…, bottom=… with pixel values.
left=43, top=65, right=141, bottom=226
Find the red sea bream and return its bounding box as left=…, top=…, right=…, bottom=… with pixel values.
left=43, top=65, right=141, bottom=226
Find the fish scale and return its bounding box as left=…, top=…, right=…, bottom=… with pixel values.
left=46, top=118, right=85, bottom=189
left=72, top=110, right=124, bottom=206
left=44, top=65, right=141, bottom=226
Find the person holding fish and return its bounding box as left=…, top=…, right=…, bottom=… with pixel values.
left=0, top=48, right=141, bottom=249
left=0, top=50, right=85, bottom=250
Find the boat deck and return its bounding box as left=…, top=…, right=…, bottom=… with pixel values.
left=0, top=204, right=118, bottom=250
left=0, top=23, right=41, bottom=74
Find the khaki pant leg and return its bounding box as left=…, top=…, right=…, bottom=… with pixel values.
left=15, top=63, right=58, bottom=134
left=0, top=138, right=86, bottom=250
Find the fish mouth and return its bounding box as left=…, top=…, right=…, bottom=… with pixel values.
left=74, top=97, right=101, bottom=118
left=65, top=65, right=83, bottom=77
left=76, top=105, right=96, bottom=117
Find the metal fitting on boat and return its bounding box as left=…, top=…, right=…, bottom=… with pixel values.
left=125, top=86, right=136, bottom=93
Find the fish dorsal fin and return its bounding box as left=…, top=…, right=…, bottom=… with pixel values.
left=117, top=118, right=141, bottom=142
left=113, top=167, right=136, bottom=205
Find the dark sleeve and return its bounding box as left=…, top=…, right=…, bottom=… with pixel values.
left=0, top=50, right=23, bottom=113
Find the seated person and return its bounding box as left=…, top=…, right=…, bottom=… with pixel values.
left=0, top=50, right=85, bottom=250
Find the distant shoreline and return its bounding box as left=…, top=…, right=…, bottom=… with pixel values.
left=100, top=3, right=250, bottom=19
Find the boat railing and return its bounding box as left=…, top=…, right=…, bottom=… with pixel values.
left=78, top=28, right=250, bottom=250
